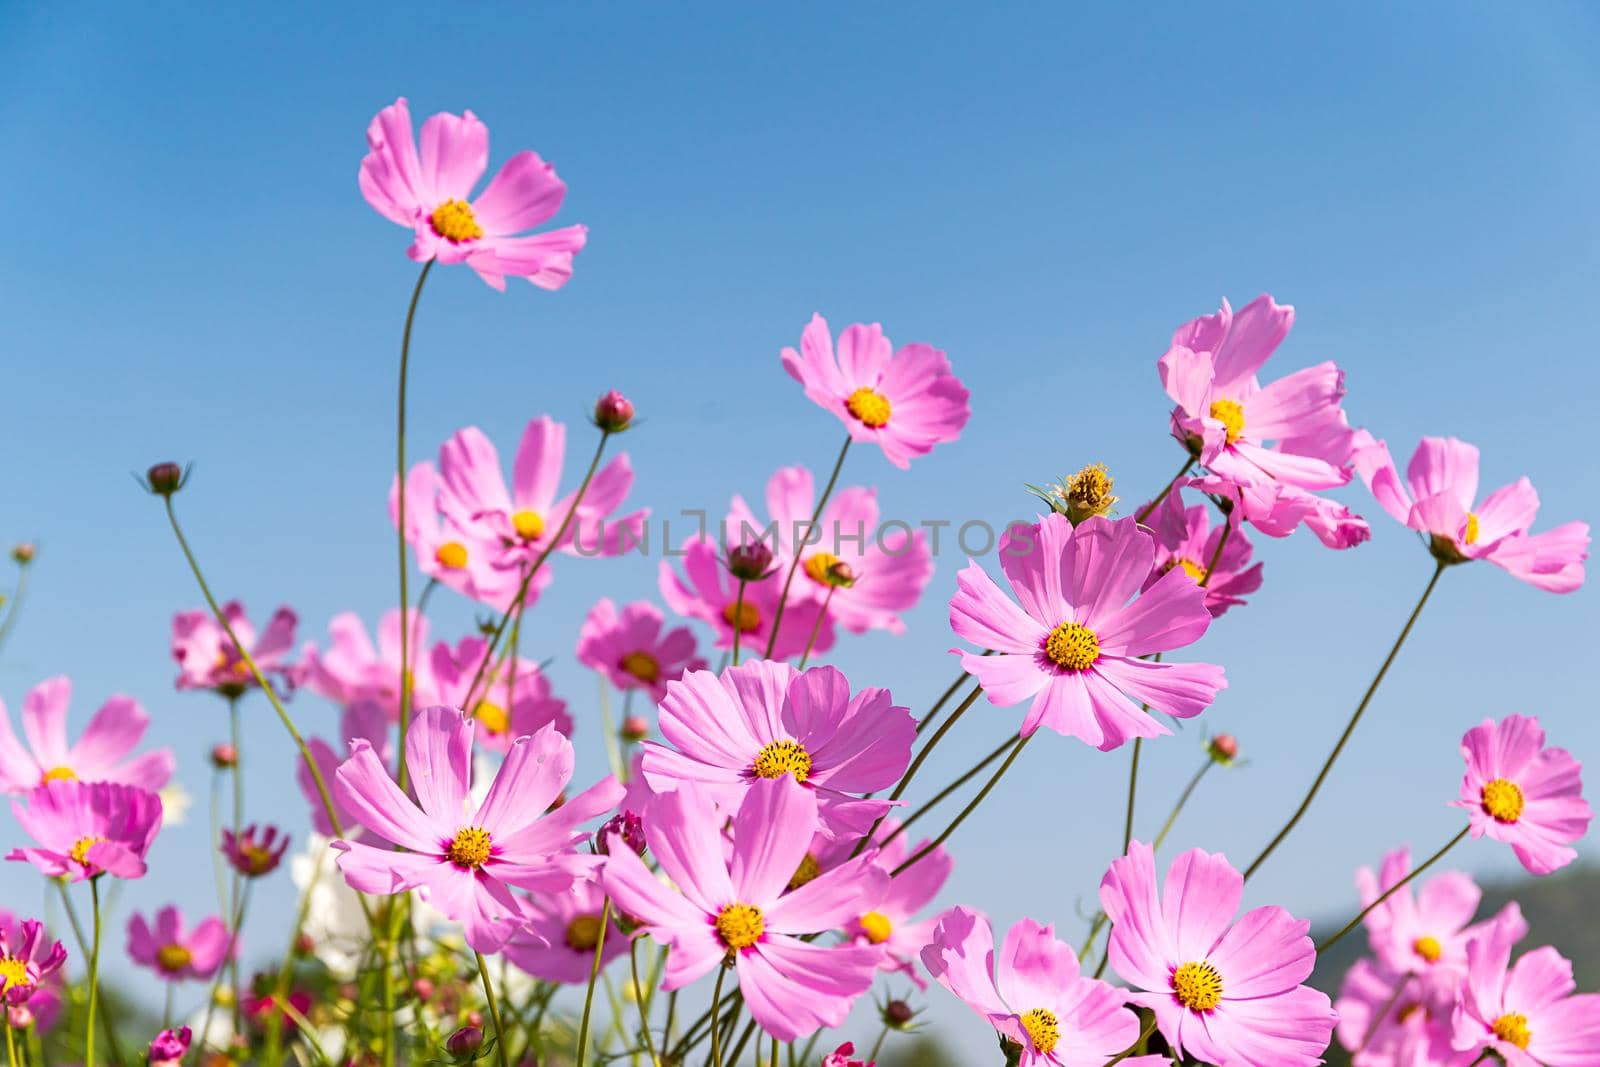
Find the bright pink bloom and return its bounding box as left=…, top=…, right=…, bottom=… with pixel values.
left=171, top=601, right=297, bottom=694
left=726, top=466, right=934, bottom=636
left=359, top=97, right=586, bottom=290
left=0, top=916, right=65, bottom=1007
left=1099, top=841, right=1336, bottom=1067
left=298, top=609, right=439, bottom=719
left=1140, top=489, right=1263, bottom=617
left=332, top=706, right=621, bottom=953
left=7, top=780, right=163, bottom=881
left=0, top=677, right=174, bottom=794
left=301, top=701, right=393, bottom=837
left=1353, top=434, right=1589, bottom=593
left=1453, top=715, right=1590, bottom=876
left=223, top=824, right=290, bottom=878
left=921, top=907, right=1156, bottom=1066
left=126, top=906, right=231, bottom=982
left=601, top=778, right=886, bottom=1042
left=822, top=1043, right=873, bottom=1067
left=949, top=514, right=1226, bottom=750
left=242, top=988, right=312, bottom=1037
left=641, top=660, right=914, bottom=837
left=1451, top=918, right=1600, bottom=1066
left=1334, top=958, right=1458, bottom=1067
left=502, top=876, right=627, bottom=985
left=431, top=635, right=573, bottom=752
left=576, top=598, right=707, bottom=704
left=782, top=314, right=970, bottom=469
left=148, top=1027, right=192, bottom=1067
left=394, top=461, right=528, bottom=611
left=659, top=535, right=835, bottom=660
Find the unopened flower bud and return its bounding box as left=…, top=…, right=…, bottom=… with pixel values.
left=1208, top=733, right=1239, bottom=764
left=726, top=541, right=775, bottom=582
left=146, top=462, right=187, bottom=496
left=597, top=811, right=647, bottom=857
left=445, top=1025, right=484, bottom=1056
left=621, top=715, right=650, bottom=742
left=593, top=390, right=636, bottom=433
left=211, top=742, right=238, bottom=769
left=1063, top=463, right=1118, bottom=525
left=295, top=932, right=315, bottom=956
left=884, top=998, right=916, bottom=1028
left=824, top=560, right=857, bottom=588
left=10, top=543, right=35, bottom=565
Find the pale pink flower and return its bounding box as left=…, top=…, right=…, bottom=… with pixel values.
left=0, top=915, right=65, bottom=1009
left=1353, top=434, right=1588, bottom=592
left=948, top=514, right=1226, bottom=750
left=601, top=778, right=886, bottom=1042
left=576, top=598, right=706, bottom=704
left=171, top=601, right=297, bottom=694
left=659, top=535, right=835, bottom=660
left=502, top=876, right=627, bottom=985
left=1140, top=487, right=1263, bottom=617
left=0, top=677, right=173, bottom=794
left=127, top=906, right=230, bottom=982
left=7, top=780, right=163, bottom=882
left=301, top=701, right=393, bottom=838
left=1452, top=918, right=1600, bottom=1066
left=393, top=461, right=528, bottom=611
left=1453, top=715, right=1590, bottom=876
left=359, top=97, right=586, bottom=290
left=1334, top=957, right=1458, bottom=1067
left=782, top=314, right=970, bottom=469
left=430, top=635, right=572, bottom=752
left=298, top=609, right=439, bottom=720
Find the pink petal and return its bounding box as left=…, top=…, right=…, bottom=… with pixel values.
left=472, top=150, right=566, bottom=235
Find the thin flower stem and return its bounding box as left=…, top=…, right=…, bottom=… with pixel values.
left=878, top=736, right=1019, bottom=849
left=1134, top=456, right=1197, bottom=524
left=4, top=1019, right=16, bottom=1067
left=1318, top=826, right=1470, bottom=953
left=856, top=684, right=983, bottom=858
left=708, top=966, right=728, bottom=1067
left=263, top=846, right=329, bottom=1067
left=891, top=732, right=1034, bottom=877
left=1121, top=738, right=1142, bottom=854
left=1243, top=562, right=1448, bottom=881
left=227, top=696, right=243, bottom=1033
left=55, top=883, right=122, bottom=1065
left=84, top=879, right=102, bottom=1067
left=772, top=1034, right=781, bottom=1067
left=1104, top=1013, right=1161, bottom=1065
left=395, top=258, right=435, bottom=793
left=797, top=586, right=834, bottom=669
left=764, top=436, right=851, bottom=658
left=915, top=664, right=980, bottom=737
left=576, top=898, right=613, bottom=1067
left=867, top=1024, right=890, bottom=1061
left=731, top=579, right=748, bottom=667
left=629, top=939, right=661, bottom=1066
left=1150, top=759, right=1214, bottom=853
left=475, top=950, right=512, bottom=1067
left=1356, top=972, right=1413, bottom=1053
left=200, top=881, right=252, bottom=1058
left=726, top=1018, right=760, bottom=1066
left=0, top=563, right=31, bottom=658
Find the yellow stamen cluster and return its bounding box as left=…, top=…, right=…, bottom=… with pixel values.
left=1464, top=512, right=1481, bottom=546
left=752, top=740, right=812, bottom=783
left=1412, top=935, right=1443, bottom=964
left=620, top=651, right=661, bottom=684
left=722, top=600, right=760, bottom=634
left=512, top=510, right=546, bottom=541
left=158, top=943, right=194, bottom=973
left=1164, top=557, right=1208, bottom=583
left=1481, top=778, right=1525, bottom=823
left=474, top=701, right=510, bottom=736
left=845, top=387, right=892, bottom=428
left=803, top=552, right=843, bottom=586
left=1063, top=463, right=1118, bottom=524
left=858, top=912, right=893, bottom=945
left=788, top=854, right=821, bottom=891
left=41, top=766, right=76, bottom=784
left=564, top=914, right=604, bottom=953
left=70, top=834, right=106, bottom=868
left=1172, top=960, right=1224, bottom=1011
left=0, top=957, right=29, bottom=993
left=239, top=843, right=277, bottom=875
left=1020, top=1008, right=1061, bottom=1054
left=446, top=827, right=493, bottom=869
left=435, top=541, right=470, bottom=570
left=1209, top=399, right=1245, bottom=445
left=714, top=903, right=765, bottom=951
left=430, top=199, right=483, bottom=242
left=1044, top=621, right=1100, bottom=671
left=1492, top=1012, right=1531, bottom=1050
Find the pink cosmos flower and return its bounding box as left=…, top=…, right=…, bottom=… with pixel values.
left=1140, top=489, right=1263, bottom=617
left=641, top=660, right=914, bottom=837
left=0, top=916, right=65, bottom=1008
left=359, top=97, right=587, bottom=290
left=430, top=635, right=573, bottom=752
left=7, top=780, right=163, bottom=881
left=0, top=677, right=174, bottom=794
left=1353, top=434, right=1589, bottom=593
left=948, top=514, right=1226, bottom=750
left=921, top=907, right=1158, bottom=1066
left=126, top=906, right=231, bottom=982
left=660, top=535, right=836, bottom=660
left=148, top=1027, right=192, bottom=1067
left=301, top=701, right=393, bottom=837
left=1451, top=918, right=1600, bottom=1067
left=1453, top=715, right=1590, bottom=876
left=1159, top=295, right=1369, bottom=548
left=1335, top=957, right=1458, bottom=1067
left=782, top=314, right=970, bottom=469
left=726, top=466, right=934, bottom=636
left=601, top=778, right=887, bottom=1042
left=298, top=609, right=439, bottom=720
left=223, top=824, right=290, bottom=878
left=502, top=876, right=627, bottom=985
left=1099, top=841, right=1336, bottom=1067
left=576, top=598, right=707, bottom=704
left=332, top=706, right=621, bottom=953
left=393, top=462, right=528, bottom=611
left=171, top=601, right=298, bottom=695
left=822, top=1044, right=873, bottom=1067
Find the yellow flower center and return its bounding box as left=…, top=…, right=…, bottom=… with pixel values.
left=858, top=912, right=893, bottom=945
left=1166, top=558, right=1208, bottom=583
left=240, top=844, right=276, bottom=875
left=40, top=766, right=76, bottom=784
left=788, top=853, right=821, bottom=891
left=1044, top=621, right=1100, bottom=671
left=620, top=651, right=661, bottom=684
left=0, top=958, right=30, bottom=993
left=564, top=914, right=604, bottom=953
left=1172, top=960, right=1224, bottom=1011
left=845, top=387, right=892, bottom=428
left=1397, top=1001, right=1426, bottom=1024
left=1464, top=512, right=1481, bottom=546
left=430, top=199, right=484, bottom=243
left=70, top=835, right=106, bottom=867
left=722, top=600, right=760, bottom=634
left=435, top=541, right=469, bottom=570
left=512, top=510, right=546, bottom=541
left=1412, top=935, right=1443, bottom=964
left=1481, top=778, right=1524, bottom=823
left=1064, top=462, right=1118, bottom=522
left=714, top=903, right=765, bottom=951
left=752, top=740, right=812, bottom=783
left=474, top=701, right=510, bottom=736
left=1020, top=1008, right=1061, bottom=1055
left=1209, top=399, right=1245, bottom=444
left=1492, top=1012, right=1531, bottom=1050
left=803, top=552, right=842, bottom=586
left=158, top=943, right=194, bottom=973
left=446, top=827, right=493, bottom=869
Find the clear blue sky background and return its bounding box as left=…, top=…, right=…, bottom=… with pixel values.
left=2, top=0, right=1597, bottom=1054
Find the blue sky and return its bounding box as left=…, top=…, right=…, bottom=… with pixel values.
left=2, top=0, right=1597, bottom=1052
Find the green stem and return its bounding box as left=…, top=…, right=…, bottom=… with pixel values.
left=227, top=696, right=243, bottom=1034
left=200, top=880, right=252, bottom=1057
left=1243, top=562, right=1448, bottom=880
left=856, top=683, right=982, bottom=857
left=1122, top=738, right=1142, bottom=854
left=0, top=563, right=30, bottom=658
left=708, top=966, right=728, bottom=1067
left=476, top=950, right=512, bottom=1067
left=867, top=1024, right=890, bottom=1062
left=1134, top=456, right=1197, bottom=524
left=916, top=664, right=980, bottom=737
left=1150, top=758, right=1214, bottom=853
left=731, top=579, right=747, bottom=667
left=891, top=732, right=1033, bottom=877
left=877, top=736, right=1018, bottom=849
left=630, top=939, right=661, bottom=1066
left=395, top=258, right=435, bottom=793
left=764, top=435, right=851, bottom=658
left=1104, top=1014, right=1161, bottom=1065
left=1318, top=826, right=1470, bottom=953
left=3, top=1019, right=15, bottom=1067
left=54, top=883, right=122, bottom=1064
left=85, top=879, right=102, bottom=1067
left=575, top=898, right=613, bottom=1067
left=797, top=586, right=834, bottom=669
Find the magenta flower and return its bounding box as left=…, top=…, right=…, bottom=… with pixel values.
left=1099, top=841, right=1336, bottom=1067
left=1353, top=433, right=1589, bottom=592
left=641, top=660, right=914, bottom=837
left=127, top=906, right=230, bottom=982
left=148, top=1027, right=192, bottom=1067
left=822, top=1044, right=873, bottom=1067
left=7, top=780, right=163, bottom=881
left=298, top=609, right=439, bottom=720
left=576, top=598, right=707, bottom=704
left=725, top=465, right=935, bottom=636
left=1451, top=918, right=1600, bottom=1066
left=601, top=778, right=886, bottom=1042
left=430, top=635, right=573, bottom=752
left=0, top=916, right=65, bottom=1007
left=782, top=314, right=971, bottom=469
left=223, top=824, right=290, bottom=878
left=1140, top=489, right=1263, bottom=618
left=332, top=706, right=621, bottom=952
left=0, top=677, right=174, bottom=794
left=502, top=876, right=627, bottom=985
left=301, top=701, right=392, bottom=837
left=359, top=97, right=586, bottom=290
left=1453, top=714, right=1590, bottom=876
left=949, top=514, right=1226, bottom=750
left=659, top=535, right=835, bottom=660
left=171, top=601, right=297, bottom=695
left=921, top=907, right=1156, bottom=1066
left=393, top=461, right=527, bottom=611
left=1334, top=957, right=1457, bottom=1067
